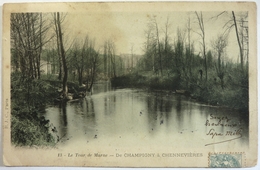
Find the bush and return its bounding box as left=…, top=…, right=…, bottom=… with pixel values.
left=11, top=111, right=55, bottom=146
left=191, top=80, right=248, bottom=111
left=111, top=73, right=180, bottom=90
left=11, top=72, right=57, bottom=146
left=111, top=73, right=147, bottom=87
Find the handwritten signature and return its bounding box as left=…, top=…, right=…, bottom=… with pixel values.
left=204, top=114, right=243, bottom=146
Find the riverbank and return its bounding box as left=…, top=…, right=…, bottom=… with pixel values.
left=11, top=75, right=88, bottom=146
left=11, top=75, right=57, bottom=146
left=111, top=73, right=249, bottom=113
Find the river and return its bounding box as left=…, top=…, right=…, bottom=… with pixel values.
left=43, top=82, right=249, bottom=150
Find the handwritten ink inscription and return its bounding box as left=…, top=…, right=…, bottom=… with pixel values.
left=205, top=114, right=243, bottom=146
left=206, top=128, right=243, bottom=139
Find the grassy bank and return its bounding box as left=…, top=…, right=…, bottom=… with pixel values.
left=11, top=73, right=59, bottom=146
left=11, top=72, right=89, bottom=146
left=11, top=70, right=95, bottom=146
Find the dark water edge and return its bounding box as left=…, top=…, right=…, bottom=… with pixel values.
left=111, top=74, right=249, bottom=113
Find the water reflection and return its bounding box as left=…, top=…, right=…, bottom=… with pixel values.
left=59, top=102, right=67, bottom=126
left=44, top=83, right=249, bottom=148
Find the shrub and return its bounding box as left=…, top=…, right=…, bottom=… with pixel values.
left=11, top=112, right=55, bottom=146
left=11, top=72, right=57, bottom=146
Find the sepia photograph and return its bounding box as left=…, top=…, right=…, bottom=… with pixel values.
left=2, top=2, right=258, bottom=168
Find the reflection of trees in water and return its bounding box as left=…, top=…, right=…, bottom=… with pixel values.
left=57, top=102, right=68, bottom=141
left=113, top=93, right=116, bottom=103
left=104, top=96, right=110, bottom=115
left=163, top=96, right=174, bottom=124
left=146, top=95, right=158, bottom=130
left=60, top=102, right=68, bottom=126
left=175, top=95, right=184, bottom=130
left=73, top=98, right=97, bottom=138
left=76, top=98, right=96, bottom=117
left=92, top=82, right=112, bottom=95
left=87, top=98, right=95, bottom=116
left=176, top=95, right=182, bottom=114
left=100, top=84, right=117, bottom=116
left=157, top=93, right=174, bottom=126
left=146, top=92, right=174, bottom=131
left=84, top=98, right=96, bottom=137
left=47, top=87, right=249, bottom=146
left=104, top=94, right=116, bottom=115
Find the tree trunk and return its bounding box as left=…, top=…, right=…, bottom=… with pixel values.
left=187, top=18, right=191, bottom=78
left=195, top=11, right=207, bottom=81
left=37, top=13, right=43, bottom=79
left=78, top=69, right=83, bottom=86
left=56, top=12, right=68, bottom=99
left=232, top=11, right=244, bottom=73
left=54, top=13, right=63, bottom=81
left=88, top=56, right=98, bottom=92
left=221, top=78, right=224, bottom=89
left=155, top=21, right=163, bottom=76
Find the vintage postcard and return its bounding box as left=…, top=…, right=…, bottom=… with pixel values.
left=2, top=2, right=257, bottom=167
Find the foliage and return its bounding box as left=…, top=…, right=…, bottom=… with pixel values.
left=12, top=72, right=58, bottom=109
left=111, top=72, right=179, bottom=90
left=11, top=72, right=57, bottom=146
left=11, top=110, right=55, bottom=146
left=180, top=67, right=248, bottom=111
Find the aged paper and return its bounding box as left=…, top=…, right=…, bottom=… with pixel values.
left=2, top=2, right=257, bottom=167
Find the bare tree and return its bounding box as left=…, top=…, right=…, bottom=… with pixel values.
left=53, top=13, right=62, bottom=80
left=163, top=16, right=172, bottom=77
left=212, top=34, right=228, bottom=89
left=131, top=44, right=134, bottom=68
left=11, top=13, right=50, bottom=79
left=103, top=41, right=108, bottom=78
left=70, top=39, right=82, bottom=85
left=35, top=13, right=43, bottom=79
left=143, top=24, right=156, bottom=72
left=173, top=28, right=185, bottom=80
left=186, top=16, right=193, bottom=77
left=195, top=11, right=207, bottom=81
left=153, top=17, right=163, bottom=76
left=144, top=17, right=163, bottom=75
left=54, top=12, right=68, bottom=99
left=87, top=47, right=100, bottom=92
left=213, top=11, right=248, bottom=73
left=104, top=40, right=113, bottom=78
left=106, top=40, right=117, bottom=78
left=232, top=11, right=244, bottom=73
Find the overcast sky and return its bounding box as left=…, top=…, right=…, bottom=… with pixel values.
left=59, top=11, right=245, bottom=62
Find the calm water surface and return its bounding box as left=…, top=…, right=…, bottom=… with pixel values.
left=44, top=82, right=248, bottom=149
